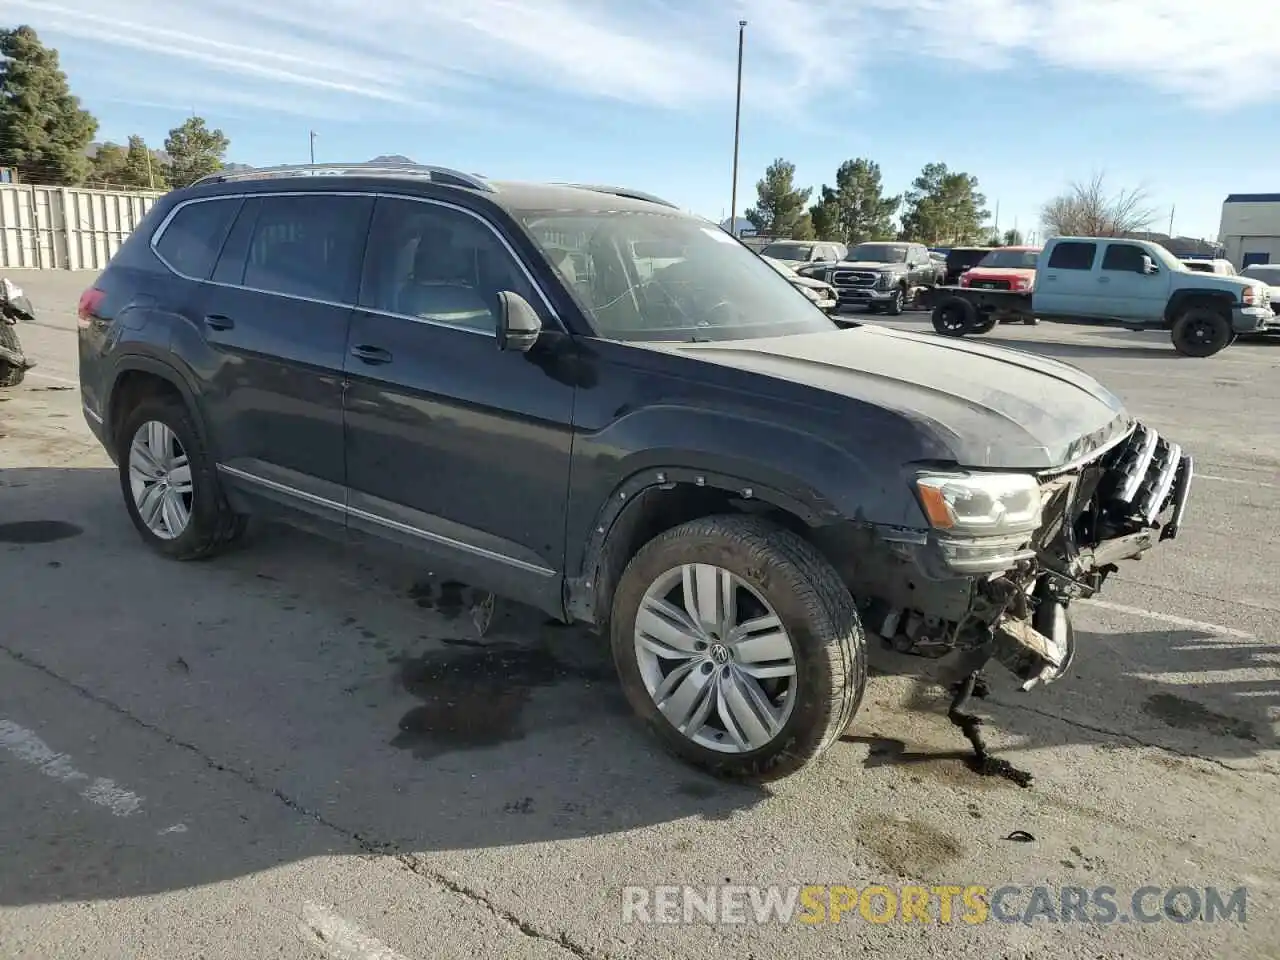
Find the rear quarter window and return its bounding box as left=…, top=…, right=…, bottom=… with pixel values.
left=153, top=198, right=243, bottom=280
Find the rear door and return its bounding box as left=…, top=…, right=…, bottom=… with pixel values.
left=1035, top=241, right=1100, bottom=317
left=1098, top=241, right=1171, bottom=321
left=196, top=191, right=374, bottom=521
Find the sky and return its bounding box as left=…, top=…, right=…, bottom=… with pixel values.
left=6, top=0, right=1279, bottom=242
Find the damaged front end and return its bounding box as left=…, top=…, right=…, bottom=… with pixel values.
left=852, top=420, right=1193, bottom=689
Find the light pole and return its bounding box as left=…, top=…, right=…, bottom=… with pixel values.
left=729, top=19, right=747, bottom=237
left=309, top=130, right=317, bottom=164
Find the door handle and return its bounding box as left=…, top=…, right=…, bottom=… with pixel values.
left=204, top=314, right=235, bottom=330
left=1098, top=276, right=1111, bottom=283
left=350, top=344, right=393, bottom=365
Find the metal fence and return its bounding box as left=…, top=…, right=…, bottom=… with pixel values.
left=0, top=183, right=166, bottom=270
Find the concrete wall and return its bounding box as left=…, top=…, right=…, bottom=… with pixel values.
left=0, top=183, right=166, bottom=270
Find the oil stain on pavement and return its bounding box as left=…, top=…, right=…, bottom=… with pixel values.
left=0, top=520, right=82, bottom=544
left=390, top=630, right=618, bottom=760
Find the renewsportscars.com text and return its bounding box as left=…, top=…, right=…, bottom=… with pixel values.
left=621, top=884, right=1248, bottom=926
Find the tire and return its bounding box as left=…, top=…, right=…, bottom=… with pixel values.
left=0, top=323, right=27, bottom=388
left=116, top=395, right=247, bottom=560
left=970, top=314, right=997, bottom=335
left=886, top=286, right=906, bottom=316
left=610, top=514, right=866, bottom=781
left=1171, top=307, right=1232, bottom=357
left=931, top=297, right=976, bottom=337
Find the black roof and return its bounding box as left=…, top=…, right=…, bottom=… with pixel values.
left=186, top=163, right=684, bottom=216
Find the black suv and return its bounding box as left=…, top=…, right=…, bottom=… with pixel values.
left=77, top=163, right=1194, bottom=780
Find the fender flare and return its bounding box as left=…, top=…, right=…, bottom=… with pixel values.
left=105, top=354, right=208, bottom=451
left=566, top=464, right=841, bottom=624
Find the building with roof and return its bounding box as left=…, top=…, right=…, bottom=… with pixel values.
left=1218, top=194, right=1280, bottom=270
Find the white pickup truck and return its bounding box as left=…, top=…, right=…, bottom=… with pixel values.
left=920, top=235, right=1276, bottom=356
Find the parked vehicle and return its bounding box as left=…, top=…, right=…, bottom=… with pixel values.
left=1181, top=258, right=1236, bottom=276
left=796, top=241, right=938, bottom=315
left=942, top=246, right=993, bottom=285
left=77, top=163, right=1194, bottom=780
left=921, top=236, right=1276, bottom=356
left=0, top=276, right=36, bottom=387
left=956, top=246, right=1043, bottom=329
left=757, top=239, right=845, bottom=269
left=1241, top=263, right=1280, bottom=315
left=761, top=255, right=840, bottom=316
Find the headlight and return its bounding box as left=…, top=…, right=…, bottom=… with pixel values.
left=877, top=272, right=895, bottom=290
left=799, top=285, right=821, bottom=301
left=914, top=472, right=1043, bottom=536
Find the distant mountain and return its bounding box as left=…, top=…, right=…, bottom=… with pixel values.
left=368, top=154, right=416, bottom=164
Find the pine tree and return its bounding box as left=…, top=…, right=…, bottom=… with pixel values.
left=0, top=26, right=98, bottom=184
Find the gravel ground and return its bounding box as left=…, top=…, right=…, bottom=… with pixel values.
left=1, top=269, right=1278, bottom=959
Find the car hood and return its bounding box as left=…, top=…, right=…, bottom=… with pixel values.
left=660, top=325, right=1133, bottom=470
left=832, top=260, right=904, bottom=270
left=966, top=266, right=1036, bottom=278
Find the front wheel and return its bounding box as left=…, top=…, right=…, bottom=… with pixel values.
left=1171, top=307, right=1232, bottom=357
left=0, top=322, right=29, bottom=387
left=885, top=287, right=906, bottom=316
left=610, top=515, right=866, bottom=781
left=116, top=396, right=248, bottom=559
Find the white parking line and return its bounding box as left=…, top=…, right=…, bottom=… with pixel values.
left=1199, top=474, right=1279, bottom=490
left=0, top=719, right=144, bottom=816
left=1077, top=599, right=1255, bottom=639
left=299, top=902, right=414, bottom=960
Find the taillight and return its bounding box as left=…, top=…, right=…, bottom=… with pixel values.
left=77, top=287, right=105, bottom=329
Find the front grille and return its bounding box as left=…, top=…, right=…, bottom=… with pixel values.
left=970, top=279, right=1011, bottom=290
left=1098, top=424, right=1184, bottom=525
left=832, top=271, right=878, bottom=288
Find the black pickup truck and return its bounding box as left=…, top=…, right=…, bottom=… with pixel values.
left=796, top=241, right=940, bottom=314
left=77, top=164, right=1194, bottom=780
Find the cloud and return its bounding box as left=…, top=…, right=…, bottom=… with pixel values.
left=9, top=0, right=1280, bottom=119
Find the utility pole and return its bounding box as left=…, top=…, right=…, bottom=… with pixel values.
left=1168, top=204, right=1175, bottom=237
left=728, top=20, right=747, bottom=237
left=145, top=149, right=155, bottom=190
left=310, top=130, right=317, bottom=165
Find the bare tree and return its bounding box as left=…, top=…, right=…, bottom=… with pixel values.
left=1040, top=172, right=1159, bottom=238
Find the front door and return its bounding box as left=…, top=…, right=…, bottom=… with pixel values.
left=198, top=192, right=373, bottom=521
left=1098, top=241, right=1172, bottom=321
left=341, top=195, right=576, bottom=613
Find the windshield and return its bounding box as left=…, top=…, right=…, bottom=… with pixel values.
left=849, top=243, right=907, bottom=263
left=1182, top=261, right=1214, bottom=273
left=1146, top=243, right=1185, bottom=272
left=946, top=248, right=990, bottom=269
left=978, top=249, right=1039, bottom=269
left=518, top=211, right=839, bottom=342
left=759, top=243, right=811, bottom=261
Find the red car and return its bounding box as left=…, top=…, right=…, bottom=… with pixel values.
left=959, top=246, right=1041, bottom=292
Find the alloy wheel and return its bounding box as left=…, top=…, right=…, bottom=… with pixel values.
left=128, top=421, right=194, bottom=540
left=633, top=563, right=798, bottom=753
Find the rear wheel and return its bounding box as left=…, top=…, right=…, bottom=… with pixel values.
left=931, top=297, right=976, bottom=337
left=1171, top=307, right=1232, bottom=357
left=117, top=396, right=248, bottom=559
left=969, top=313, right=998, bottom=335
left=610, top=515, right=866, bottom=781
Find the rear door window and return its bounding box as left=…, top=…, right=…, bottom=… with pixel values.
left=153, top=198, right=243, bottom=280
left=238, top=194, right=374, bottom=303
left=1047, top=241, right=1098, bottom=270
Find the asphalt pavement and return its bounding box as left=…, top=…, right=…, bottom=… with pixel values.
left=2, top=269, right=1278, bottom=959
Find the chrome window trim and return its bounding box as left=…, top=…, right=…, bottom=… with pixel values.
left=216, top=463, right=556, bottom=578
left=149, top=190, right=564, bottom=339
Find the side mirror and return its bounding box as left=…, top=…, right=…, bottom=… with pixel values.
left=1141, top=256, right=1159, bottom=275
left=496, top=291, right=542, bottom=352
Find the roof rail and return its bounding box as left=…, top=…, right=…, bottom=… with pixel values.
left=189, top=162, right=493, bottom=192
left=558, top=183, right=679, bottom=209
